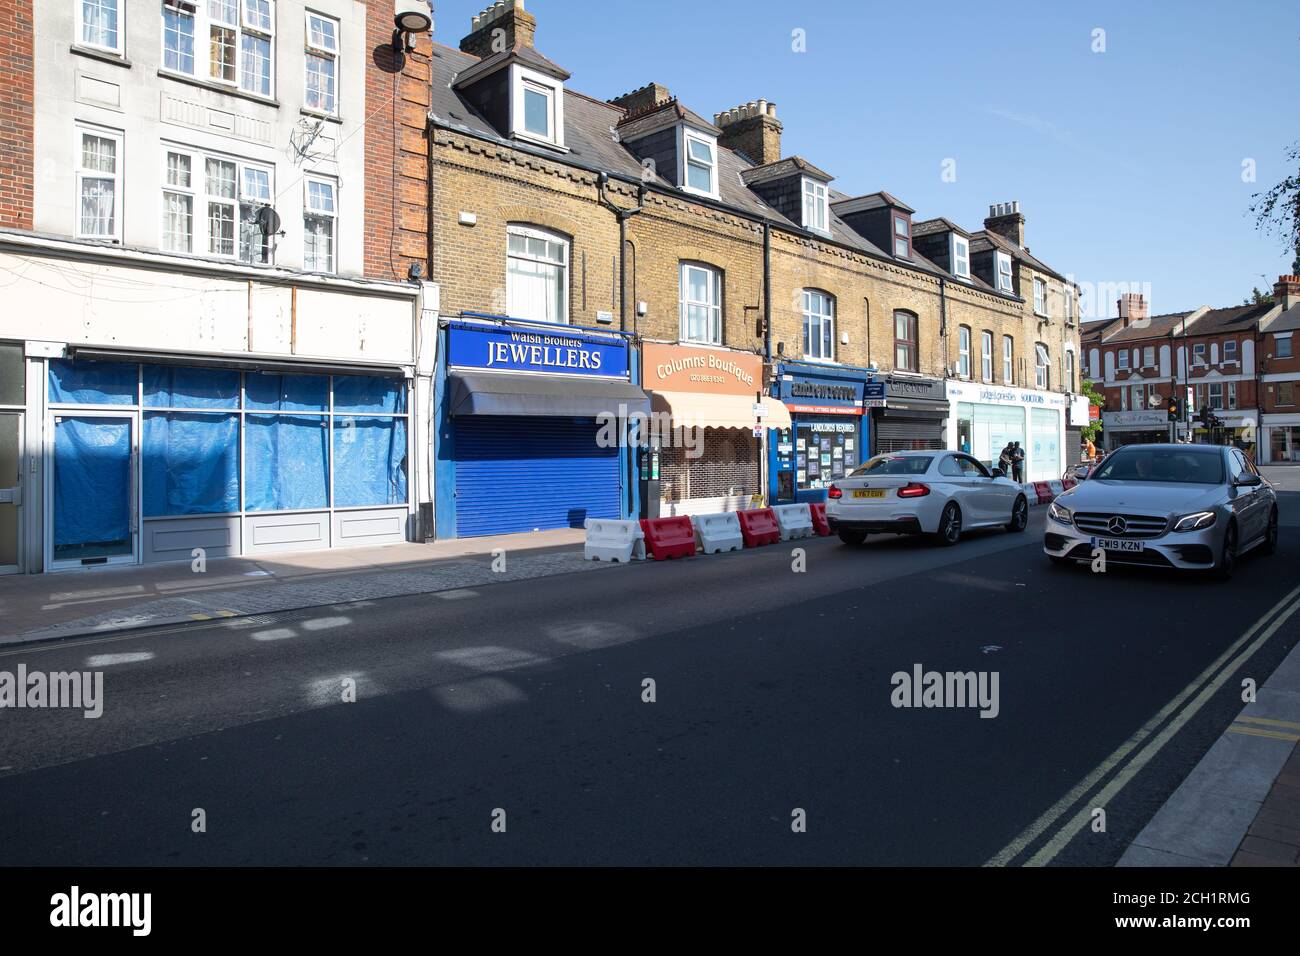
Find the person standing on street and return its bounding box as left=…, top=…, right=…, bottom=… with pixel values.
left=1012, top=442, right=1025, bottom=483
left=998, top=443, right=1014, bottom=476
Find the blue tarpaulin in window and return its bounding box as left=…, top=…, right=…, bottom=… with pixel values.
left=48, top=359, right=138, bottom=405
left=244, top=414, right=329, bottom=511
left=333, top=417, right=408, bottom=507
left=53, top=416, right=131, bottom=549
left=245, top=372, right=329, bottom=412
left=333, top=375, right=406, bottom=414
left=143, top=412, right=240, bottom=517
left=143, top=365, right=240, bottom=409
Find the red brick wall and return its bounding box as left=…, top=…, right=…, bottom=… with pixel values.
left=363, top=6, right=432, bottom=281
left=0, top=0, right=33, bottom=230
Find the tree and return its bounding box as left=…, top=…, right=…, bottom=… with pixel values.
left=1080, top=378, right=1105, bottom=443
left=1249, top=141, right=1300, bottom=268
left=1244, top=287, right=1274, bottom=306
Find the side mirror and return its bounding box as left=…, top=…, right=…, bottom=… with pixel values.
left=1073, top=466, right=1091, bottom=481
left=1233, top=473, right=1262, bottom=488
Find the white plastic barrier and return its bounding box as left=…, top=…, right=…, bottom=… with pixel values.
left=694, top=511, right=744, bottom=554
left=773, top=503, right=815, bottom=541
left=584, top=518, right=646, bottom=563
left=1022, top=483, right=1040, bottom=504
left=1048, top=480, right=1065, bottom=498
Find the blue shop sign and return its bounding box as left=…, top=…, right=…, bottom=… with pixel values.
left=448, top=322, right=629, bottom=379
left=778, top=369, right=866, bottom=412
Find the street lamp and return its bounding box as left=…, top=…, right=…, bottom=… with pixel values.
left=394, top=1, right=433, bottom=52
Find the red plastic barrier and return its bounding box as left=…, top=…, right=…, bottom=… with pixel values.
left=1033, top=482, right=1055, bottom=504
left=1061, top=477, right=1077, bottom=490
left=809, top=502, right=831, bottom=537
left=736, top=508, right=781, bottom=547
left=639, top=516, right=697, bottom=560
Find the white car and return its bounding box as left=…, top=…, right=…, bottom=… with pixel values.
left=825, top=450, right=1030, bottom=546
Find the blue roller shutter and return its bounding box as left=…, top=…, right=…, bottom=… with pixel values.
left=454, top=416, right=621, bottom=537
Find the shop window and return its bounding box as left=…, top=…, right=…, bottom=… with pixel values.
left=244, top=413, right=329, bottom=511
left=507, top=225, right=568, bottom=324
left=245, top=372, right=329, bottom=411
left=802, top=290, right=835, bottom=361
left=794, top=422, right=855, bottom=490
left=333, top=418, right=408, bottom=508
left=894, top=311, right=918, bottom=372
left=143, top=365, right=240, bottom=408
left=48, top=359, right=138, bottom=405
left=334, top=375, right=407, bottom=414
left=680, top=263, right=722, bottom=344
left=143, top=412, right=240, bottom=516
left=0, top=343, right=26, bottom=405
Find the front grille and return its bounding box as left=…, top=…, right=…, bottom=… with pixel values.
left=1072, top=512, right=1169, bottom=539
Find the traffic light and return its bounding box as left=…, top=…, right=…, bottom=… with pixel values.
left=1199, top=406, right=1211, bottom=428
left=1167, top=398, right=1180, bottom=422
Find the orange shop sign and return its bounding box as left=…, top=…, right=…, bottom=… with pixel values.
left=641, top=343, right=762, bottom=397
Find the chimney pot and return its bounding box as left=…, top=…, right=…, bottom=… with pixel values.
left=1275, top=275, right=1300, bottom=311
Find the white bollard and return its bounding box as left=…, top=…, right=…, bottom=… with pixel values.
left=583, top=518, right=646, bottom=563
left=773, top=503, right=815, bottom=540
left=694, top=512, right=744, bottom=554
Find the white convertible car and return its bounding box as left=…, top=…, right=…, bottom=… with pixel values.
left=825, top=450, right=1030, bottom=546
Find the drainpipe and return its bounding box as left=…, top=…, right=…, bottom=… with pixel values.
left=597, top=174, right=645, bottom=331
left=763, top=221, right=772, bottom=361
left=938, top=276, right=948, bottom=375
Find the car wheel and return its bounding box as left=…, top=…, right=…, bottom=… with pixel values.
left=1006, top=495, right=1029, bottom=533
left=837, top=530, right=868, bottom=546
left=933, top=502, right=962, bottom=546
left=1213, top=521, right=1238, bottom=580
left=1260, top=508, right=1279, bottom=556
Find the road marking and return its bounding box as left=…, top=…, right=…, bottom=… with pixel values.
left=1233, top=715, right=1300, bottom=731
left=188, top=613, right=211, bottom=621
left=985, top=583, right=1300, bottom=867
left=1228, top=724, right=1300, bottom=743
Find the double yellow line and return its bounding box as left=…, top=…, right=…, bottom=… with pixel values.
left=986, top=583, right=1300, bottom=867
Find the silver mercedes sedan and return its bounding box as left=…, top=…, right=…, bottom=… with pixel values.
left=1043, top=443, right=1278, bottom=579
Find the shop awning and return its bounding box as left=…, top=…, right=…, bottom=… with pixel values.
left=649, top=391, right=792, bottom=430
left=448, top=371, right=649, bottom=418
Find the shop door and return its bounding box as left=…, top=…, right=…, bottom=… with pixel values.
left=0, top=412, right=21, bottom=574
left=454, top=416, right=620, bottom=537
left=47, top=411, right=138, bottom=569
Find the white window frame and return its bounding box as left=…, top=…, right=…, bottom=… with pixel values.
left=995, top=252, right=1013, bottom=293
left=75, top=123, right=124, bottom=241
left=1192, top=342, right=1207, bottom=366
left=1208, top=382, right=1224, bottom=410
left=957, top=326, right=971, bottom=379
left=161, top=148, right=196, bottom=253
left=679, top=263, right=723, bottom=345
left=510, top=65, right=565, bottom=149
left=892, top=215, right=911, bottom=259
left=303, top=175, right=337, bottom=273
left=951, top=234, right=970, bottom=279
left=304, top=10, right=339, bottom=117
left=160, top=143, right=274, bottom=262
left=1065, top=349, right=1075, bottom=391
left=1117, top=349, right=1130, bottom=371
left=1002, top=335, right=1014, bottom=384
left=1064, top=285, right=1076, bottom=325
left=161, top=1, right=277, bottom=99
left=802, top=178, right=830, bottom=235
left=78, top=0, right=124, bottom=55
left=1228, top=381, right=1237, bottom=410
left=1035, top=344, right=1050, bottom=390
left=1276, top=334, right=1293, bottom=360
left=162, top=0, right=197, bottom=75
left=506, top=223, right=569, bottom=325
left=1143, top=346, right=1155, bottom=368
left=981, top=330, right=993, bottom=382
left=679, top=128, right=718, bottom=200
left=1033, top=277, right=1047, bottom=317
left=1223, top=339, right=1238, bottom=364
left=802, top=289, right=835, bottom=362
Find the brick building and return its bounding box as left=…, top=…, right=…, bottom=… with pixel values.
left=0, top=1, right=437, bottom=574
left=418, top=0, right=1084, bottom=535
left=1081, top=277, right=1300, bottom=460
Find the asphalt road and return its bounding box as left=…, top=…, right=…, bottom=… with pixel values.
left=2, top=482, right=1299, bottom=866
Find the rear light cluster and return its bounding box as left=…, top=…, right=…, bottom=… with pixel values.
left=827, top=485, right=843, bottom=499
left=897, top=482, right=930, bottom=498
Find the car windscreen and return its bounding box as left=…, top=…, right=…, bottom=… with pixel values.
left=1092, top=448, right=1225, bottom=484
left=851, top=456, right=933, bottom=477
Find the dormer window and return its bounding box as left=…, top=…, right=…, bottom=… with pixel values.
left=681, top=129, right=717, bottom=198
left=509, top=66, right=565, bottom=148
left=802, top=178, right=830, bottom=235
left=893, top=215, right=911, bottom=258
left=951, top=234, right=970, bottom=278
left=995, top=252, right=1013, bottom=293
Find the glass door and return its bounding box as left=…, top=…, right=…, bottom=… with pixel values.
left=0, top=412, right=21, bottom=574
left=47, top=411, right=138, bottom=569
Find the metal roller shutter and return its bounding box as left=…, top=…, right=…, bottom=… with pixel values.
left=874, top=416, right=945, bottom=453
left=454, top=416, right=621, bottom=537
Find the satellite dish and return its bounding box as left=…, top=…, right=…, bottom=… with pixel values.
left=256, top=204, right=281, bottom=237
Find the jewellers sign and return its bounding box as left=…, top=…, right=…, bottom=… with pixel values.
left=448, top=321, right=629, bottom=378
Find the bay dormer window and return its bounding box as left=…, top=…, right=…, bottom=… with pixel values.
left=510, top=66, right=566, bottom=149
left=680, top=129, right=718, bottom=199
left=802, top=178, right=830, bottom=235
left=995, top=251, right=1013, bottom=293
left=951, top=234, right=970, bottom=278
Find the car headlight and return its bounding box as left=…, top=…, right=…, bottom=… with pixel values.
left=1047, top=501, right=1073, bottom=526
left=1172, top=511, right=1217, bottom=532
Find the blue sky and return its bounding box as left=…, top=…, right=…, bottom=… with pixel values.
left=434, top=0, right=1297, bottom=317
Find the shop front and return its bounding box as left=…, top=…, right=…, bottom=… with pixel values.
left=1101, top=409, right=1171, bottom=451
left=871, top=375, right=949, bottom=454
left=1263, top=416, right=1300, bottom=463
left=435, top=318, right=648, bottom=538
left=770, top=362, right=871, bottom=503
left=1191, top=410, right=1258, bottom=456
left=639, top=342, right=789, bottom=517
left=945, top=381, right=1066, bottom=482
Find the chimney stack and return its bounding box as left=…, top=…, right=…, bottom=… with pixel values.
left=984, top=200, right=1025, bottom=248
left=460, top=0, right=536, bottom=59
left=1274, top=275, right=1300, bottom=311
left=608, top=83, right=673, bottom=116
left=1117, top=292, right=1148, bottom=328
left=714, top=100, right=782, bottom=166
